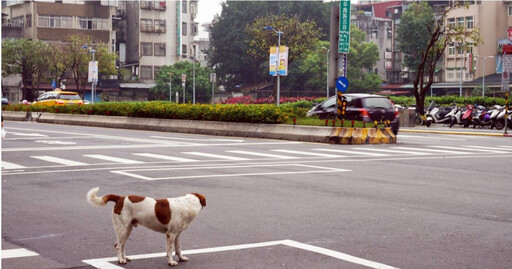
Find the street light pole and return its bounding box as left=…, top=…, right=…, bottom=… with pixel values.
left=264, top=26, right=283, bottom=106
left=322, top=47, right=330, bottom=98
left=193, top=57, right=196, bottom=104
left=481, top=56, right=494, bottom=97
left=169, top=73, right=173, bottom=102
left=459, top=42, right=464, bottom=97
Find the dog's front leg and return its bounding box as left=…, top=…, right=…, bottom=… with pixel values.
left=166, top=233, right=178, bottom=266
left=175, top=233, right=189, bottom=262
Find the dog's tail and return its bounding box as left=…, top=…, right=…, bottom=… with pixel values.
left=87, top=187, right=107, bottom=207
left=87, top=187, right=123, bottom=205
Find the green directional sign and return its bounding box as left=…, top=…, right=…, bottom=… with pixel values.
left=338, top=0, right=351, bottom=53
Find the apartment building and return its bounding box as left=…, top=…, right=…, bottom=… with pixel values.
left=119, top=0, right=198, bottom=83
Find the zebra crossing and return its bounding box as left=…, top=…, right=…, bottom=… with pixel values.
left=2, top=145, right=512, bottom=171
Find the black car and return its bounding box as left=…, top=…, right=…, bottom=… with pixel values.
left=306, top=93, right=399, bottom=134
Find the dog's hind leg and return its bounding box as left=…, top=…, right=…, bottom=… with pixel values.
left=113, top=216, right=132, bottom=264
left=166, top=233, right=178, bottom=266
left=174, top=233, right=189, bottom=262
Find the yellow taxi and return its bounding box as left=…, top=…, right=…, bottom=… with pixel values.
left=32, top=89, right=84, bottom=106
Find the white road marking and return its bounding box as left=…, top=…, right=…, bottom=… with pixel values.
left=111, top=163, right=349, bottom=181
left=351, top=147, right=429, bottom=155
left=430, top=145, right=509, bottom=154
left=462, top=145, right=512, bottom=152
left=271, top=149, right=345, bottom=158
left=1, top=248, right=39, bottom=259
left=35, top=140, right=77, bottom=145
left=82, top=240, right=399, bottom=269
left=1, top=161, right=27, bottom=169
left=150, top=135, right=244, bottom=142
left=227, top=150, right=298, bottom=159
left=83, top=154, right=144, bottom=164
left=398, top=134, right=465, bottom=141
left=392, top=146, right=468, bottom=155
left=182, top=152, right=250, bottom=161
left=30, top=156, right=87, bottom=166
left=132, top=153, right=198, bottom=162
left=313, top=148, right=388, bottom=157
left=6, top=132, right=48, bottom=137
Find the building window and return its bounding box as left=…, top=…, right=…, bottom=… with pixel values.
left=78, top=17, right=108, bottom=30
left=448, top=18, right=455, bottom=28
left=141, top=42, right=153, bottom=56
left=448, top=43, right=455, bottom=55
left=182, top=44, right=187, bottom=58
left=154, top=66, right=161, bottom=78
left=155, top=1, right=166, bottom=10
left=466, top=16, right=473, bottom=29
left=11, top=16, right=24, bottom=27
left=509, top=5, right=512, bottom=16
left=140, top=19, right=153, bottom=32
left=38, top=15, right=73, bottom=28
left=26, top=14, right=32, bottom=28
left=140, top=65, right=153, bottom=79
left=154, top=43, right=166, bottom=56
left=182, top=22, right=187, bottom=35
left=141, top=0, right=153, bottom=9
left=457, top=17, right=464, bottom=27
left=154, top=19, right=166, bottom=32
left=182, top=0, right=187, bottom=13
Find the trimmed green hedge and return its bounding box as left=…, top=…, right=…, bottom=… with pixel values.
left=3, top=101, right=306, bottom=124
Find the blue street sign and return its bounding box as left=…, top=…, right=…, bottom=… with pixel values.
left=51, top=79, right=57, bottom=89
left=336, top=76, right=349, bottom=93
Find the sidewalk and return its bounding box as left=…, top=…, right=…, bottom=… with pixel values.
left=401, top=123, right=512, bottom=137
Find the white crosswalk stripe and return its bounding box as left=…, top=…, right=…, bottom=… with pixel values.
left=133, top=153, right=198, bottom=162
left=271, top=149, right=346, bottom=158
left=462, top=145, right=512, bottom=153
left=313, top=148, right=388, bottom=156
left=429, top=145, right=509, bottom=154
left=1, top=248, right=39, bottom=259
left=83, top=154, right=144, bottom=164
left=30, top=156, right=87, bottom=166
left=227, top=150, right=298, bottom=159
left=392, top=147, right=468, bottom=155
left=350, top=147, right=430, bottom=155
left=1, top=161, right=27, bottom=169
left=182, top=152, right=250, bottom=161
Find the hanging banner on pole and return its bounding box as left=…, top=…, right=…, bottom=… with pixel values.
left=88, top=61, right=98, bottom=83
left=269, top=46, right=289, bottom=76
left=338, top=0, right=351, bottom=53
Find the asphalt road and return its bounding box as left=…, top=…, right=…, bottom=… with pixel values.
left=1, top=121, right=512, bottom=269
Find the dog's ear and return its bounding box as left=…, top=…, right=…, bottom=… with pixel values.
left=191, top=193, right=206, bottom=208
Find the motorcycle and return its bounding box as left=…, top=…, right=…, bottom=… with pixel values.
left=493, top=107, right=508, bottom=130
left=489, top=105, right=504, bottom=129
left=425, top=101, right=455, bottom=127
left=461, top=104, right=474, bottom=128
left=448, top=106, right=464, bottom=128
left=472, top=104, right=490, bottom=128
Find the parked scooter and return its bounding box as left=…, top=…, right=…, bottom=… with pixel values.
left=461, top=104, right=474, bottom=128
left=425, top=101, right=455, bottom=127
left=472, top=104, right=490, bottom=128
left=494, top=108, right=511, bottom=130
left=448, top=106, right=464, bottom=128
left=489, top=105, right=504, bottom=129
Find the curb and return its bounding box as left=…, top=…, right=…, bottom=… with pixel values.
left=400, top=128, right=512, bottom=137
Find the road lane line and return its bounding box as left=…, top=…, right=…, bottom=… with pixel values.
left=271, top=149, right=346, bottom=157
left=392, top=146, right=468, bottom=155
left=83, top=154, right=144, bottom=164
left=227, top=150, right=298, bottom=159
left=430, top=145, right=509, bottom=154
left=351, top=147, right=430, bottom=155
left=82, top=239, right=399, bottom=269
left=313, top=148, right=388, bottom=156
left=182, top=152, right=250, bottom=161
left=1, top=161, right=27, bottom=169
left=30, top=156, right=87, bottom=166
left=133, top=153, right=198, bottom=162
left=1, top=248, right=39, bottom=259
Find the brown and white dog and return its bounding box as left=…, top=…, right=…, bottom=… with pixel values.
left=87, top=187, right=206, bottom=266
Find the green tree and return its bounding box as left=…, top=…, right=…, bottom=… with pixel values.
left=61, top=34, right=117, bottom=99
left=294, top=40, right=330, bottom=92
left=396, top=2, right=481, bottom=115
left=152, top=61, right=214, bottom=103
left=347, top=25, right=381, bottom=93
left=2, top=39, right=49, bottom=101
left=207, top=1, right=330, bottom=89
